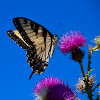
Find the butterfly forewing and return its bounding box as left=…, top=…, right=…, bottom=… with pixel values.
left=13, top=17, right=53, bottom=44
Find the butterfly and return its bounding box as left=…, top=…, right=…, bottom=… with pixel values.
left=6, top=17, right=58, bottom=79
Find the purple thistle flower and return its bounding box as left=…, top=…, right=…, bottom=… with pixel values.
left=34, top=76, right=76, bottom=100
left=58, top=31, right=86, bottom=54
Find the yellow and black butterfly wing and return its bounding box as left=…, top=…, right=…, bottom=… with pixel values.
left=27, top=36, right=52, bottom=79
left=7, top=17, right=57, bottom=79
left=7, top=29, right=29, bottom=50
left=13, top=17, right=54, bottom=45
left=13, top=17, right=53, bottom=64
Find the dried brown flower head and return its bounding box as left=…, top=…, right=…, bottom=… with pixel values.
left=88, top=75, right=95, bottom=88
left=76, top=75, right=95, bottom=93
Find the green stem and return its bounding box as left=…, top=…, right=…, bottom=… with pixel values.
left=78, top=59, right=93, bottom=100
left=92, top=83, right=100, bottom=92
left=78, top=60, right=85, bottom=77
left=96, top=93, right=100, bottom=100
left=87, top=45, right=92, bottom=72
left=85, top=80, right=93, bottom=100
left=85, top=45, right=94, bottom=100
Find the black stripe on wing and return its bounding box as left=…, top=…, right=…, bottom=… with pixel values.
left=7, top=30, right=29, bottom=50
left=42, top=28, right=47, bottom=60
left=13, top=17, right=53, bottom=46
left=13, top=18, right=33, bottom=45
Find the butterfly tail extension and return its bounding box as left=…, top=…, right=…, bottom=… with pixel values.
left=29, top=71, right=35, bottom=80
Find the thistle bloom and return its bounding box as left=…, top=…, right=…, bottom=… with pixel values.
left=92, top=36, right=100, bottom=52
left=34, top=76, right=76, bottom=100
left=59, top=31, right=86, bottom=54
left=94, top=36, right=100, bottom=46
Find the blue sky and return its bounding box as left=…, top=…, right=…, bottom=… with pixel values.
left=0, top=0, right=100, bottom=100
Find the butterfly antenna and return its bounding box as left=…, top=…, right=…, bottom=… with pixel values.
left=56, top=23, right=67, bottom=38
left=29, top=71, right=35, bottom=80
left=54, top=23, right=62, bottom=34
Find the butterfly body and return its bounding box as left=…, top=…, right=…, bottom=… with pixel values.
left=7, top=17, right=58, bottom=79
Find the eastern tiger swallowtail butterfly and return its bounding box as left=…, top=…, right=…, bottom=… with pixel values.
left=6, top=17, right=58, bottom=79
